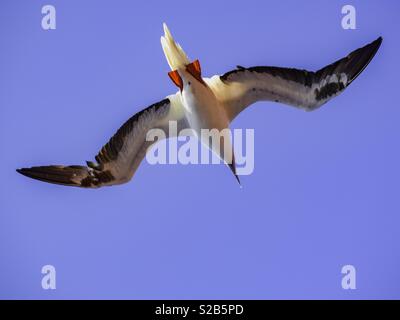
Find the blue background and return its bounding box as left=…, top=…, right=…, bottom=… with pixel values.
left=0, top=0, right=399, bottom=299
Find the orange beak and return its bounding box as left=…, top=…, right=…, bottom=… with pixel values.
left=168, top=70, right=183, bottom=91
left=186, top=59, right=207, bottom=87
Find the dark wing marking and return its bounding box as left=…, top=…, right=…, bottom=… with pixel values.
left=208, top=37, right=382, bottom=120
left=17, top=94, right=188, bottom=188
left=16, top=165, right=116, bottom=188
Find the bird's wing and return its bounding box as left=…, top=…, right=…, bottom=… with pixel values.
left=17, top=93, right=188, bottom=188
left=205, top=37, right=382, bottom=121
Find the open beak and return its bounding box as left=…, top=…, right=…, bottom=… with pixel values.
left=168, top=70, right=183, bottom=91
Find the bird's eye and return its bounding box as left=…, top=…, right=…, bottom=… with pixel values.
left=188, top=81, right=191, bottom=86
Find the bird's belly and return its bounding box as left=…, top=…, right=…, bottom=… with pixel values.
left=183, top=92, right=228, bottom=136
left=182, top=91, right=232, bottom=163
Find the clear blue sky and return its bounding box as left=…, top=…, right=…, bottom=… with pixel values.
left=0, top=0, right=399, bottom=299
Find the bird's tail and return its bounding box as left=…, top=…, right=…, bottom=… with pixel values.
left=161, top=23, right=190, bottom=70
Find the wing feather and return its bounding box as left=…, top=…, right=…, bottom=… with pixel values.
left=206, top=37, right=382, bottom=121
left=17, top=93, right=188, bottom=188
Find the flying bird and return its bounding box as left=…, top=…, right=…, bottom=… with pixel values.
left=17, top=24, right=382, bottom=188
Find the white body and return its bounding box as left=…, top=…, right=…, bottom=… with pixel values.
left=161, top=23, right=235, bottom=169
left=180, top=70, right=232, bottom=162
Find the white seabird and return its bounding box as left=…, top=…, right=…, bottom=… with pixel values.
left=17, top=24, right=382, bottom=188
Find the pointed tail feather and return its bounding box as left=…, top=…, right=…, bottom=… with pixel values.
left=161, top=23, right=190, bottom=70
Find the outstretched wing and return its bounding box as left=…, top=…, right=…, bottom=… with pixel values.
left=17, top=93, right=188, bottom=188
left=206, top=37, right=382, bottom=121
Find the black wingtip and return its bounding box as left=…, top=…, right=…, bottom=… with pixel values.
left=376, top=36, right=383, bottom=50
left=16, top=168, right=28, bottom=177
left=16, top=165, right=82, bottom=187
left=370, top=35, right=383, bottom=49
left=341, top=35, right=383, bottom=86
left=16, top=167, right=40, bottom=180
left=16, top=167, right=42, bottom=181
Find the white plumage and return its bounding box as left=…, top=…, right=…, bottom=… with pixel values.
left=161, top=23, right=190, bottom=70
